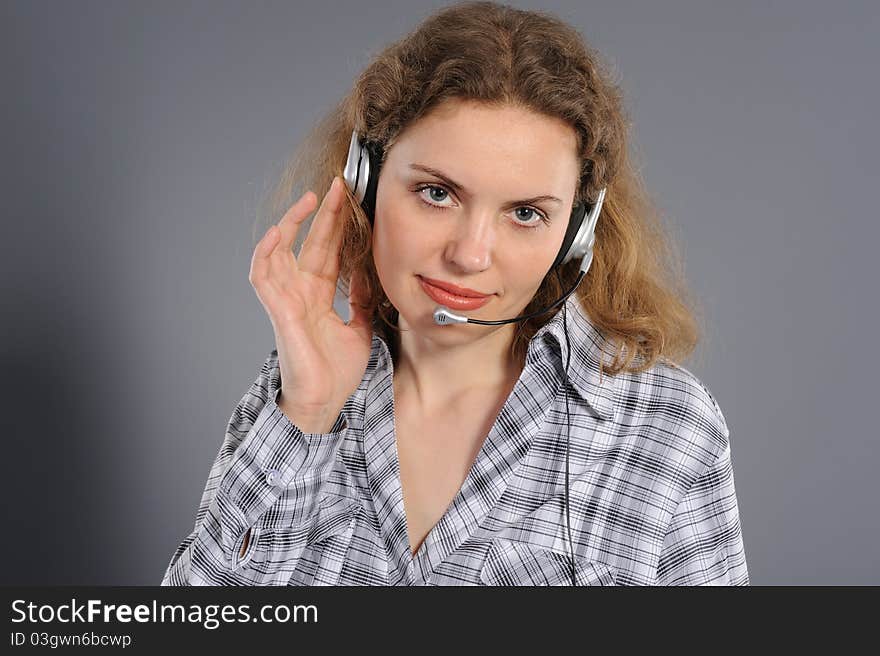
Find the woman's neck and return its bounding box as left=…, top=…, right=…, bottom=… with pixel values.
left=391, top=324, right=524, bottom=415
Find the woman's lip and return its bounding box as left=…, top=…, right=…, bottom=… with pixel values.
left=418, top=276, right=490, bottom=298
left=419, top=277, right=492, bottom=311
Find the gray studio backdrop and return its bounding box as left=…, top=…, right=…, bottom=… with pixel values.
left=2, top=0, right=877, bottom=585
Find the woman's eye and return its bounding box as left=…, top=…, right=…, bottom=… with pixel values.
left=513, top=207, right=540, bottom=224
left=415, top=184, right=547, bottom=228
left=419, top=185, right=452, bottom=205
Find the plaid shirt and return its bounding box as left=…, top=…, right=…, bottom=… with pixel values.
left=161, top=295, right=749, bottom=586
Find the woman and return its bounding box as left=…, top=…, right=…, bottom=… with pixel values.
left=162, top=1, right=749, bottom=586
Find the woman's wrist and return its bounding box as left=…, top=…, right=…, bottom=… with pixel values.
left=276, top=392, right=336, bottom=434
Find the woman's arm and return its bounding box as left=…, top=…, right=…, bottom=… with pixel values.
left=160, top=348, right=348, bottom=585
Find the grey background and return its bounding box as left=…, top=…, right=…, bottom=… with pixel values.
left=2, top=0, right=877, bottom=585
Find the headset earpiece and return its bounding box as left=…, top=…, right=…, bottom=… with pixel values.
left=551, top=202, right=588, bottom=269
left=343, top=129, right=382, bottom=225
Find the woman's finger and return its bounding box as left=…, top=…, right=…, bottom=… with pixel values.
left=298, top=176, right=346, bottom=278
left=249, top=226, right=288, bottom=319
left=277, top=190, right=319, bottom=255
left=249, top=224, right=281, bottom=287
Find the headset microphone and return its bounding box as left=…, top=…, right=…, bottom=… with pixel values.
left=343, top=130, right=606, bottom=586
left=430, top=232, right=599, bottom=327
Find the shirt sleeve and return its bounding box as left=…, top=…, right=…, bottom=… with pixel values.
left=160, top=348, right=348, bottom=586
left=654, top=441, right=750, bottom=586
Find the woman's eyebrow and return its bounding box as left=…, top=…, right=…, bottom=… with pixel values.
left=408, top=163, right=563, bottom=205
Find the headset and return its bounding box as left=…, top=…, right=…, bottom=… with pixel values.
left=343, top=129, right=607, bottom=586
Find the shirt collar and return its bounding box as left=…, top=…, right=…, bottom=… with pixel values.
left=528, top=295, right=618, bottom=422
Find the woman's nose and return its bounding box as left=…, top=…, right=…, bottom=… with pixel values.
left=443, top=212, right=497, bottom=273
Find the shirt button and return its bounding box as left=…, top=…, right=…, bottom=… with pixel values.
left=265, top=469, right=282, bottom=486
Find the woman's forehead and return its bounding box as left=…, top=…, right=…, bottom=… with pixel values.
left=399, top=98, right=576, bottom=144
left=386, top=104, right=580, bottom=195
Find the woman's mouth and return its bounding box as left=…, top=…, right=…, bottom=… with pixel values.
left=418, top=276, right=492, bottom=311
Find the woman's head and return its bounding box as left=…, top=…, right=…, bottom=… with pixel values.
left=266, top=0, right=701, bottom=374
left=372, top=97, right=580, bottom=350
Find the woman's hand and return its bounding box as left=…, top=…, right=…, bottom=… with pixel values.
left=249, top=176, right=373, bottom=433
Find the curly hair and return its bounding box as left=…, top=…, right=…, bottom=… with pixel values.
left=256, top=1, right=702, bottom=376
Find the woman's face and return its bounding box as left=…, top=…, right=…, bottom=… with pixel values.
left=372, top=98, right=581, bottom=345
